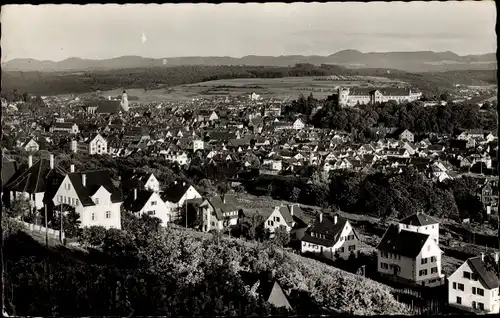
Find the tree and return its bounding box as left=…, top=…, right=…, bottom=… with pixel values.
left=272, top=226, right=290, bottom=249
left=78, top=225, right=107, bottom=248
left=7, top=196, right=30, bottom=219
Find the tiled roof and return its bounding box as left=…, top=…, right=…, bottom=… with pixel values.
left=399, top=212, right=439, bottom=226
left=123, top=190, right=154, bottom=212
left=467, top=256, right=500, bottom=290
left=67, top=171, right=122, bottom=207
left=301, top=214, right=349, bottom=247
left=377, top=224, right=429, bottom=258
left=161, top=183, right=191, bottom=204
left=5, top=158, right=67, bottom=195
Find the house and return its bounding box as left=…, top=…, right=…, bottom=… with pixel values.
left=123, top=189, right=171, bottom=224
left=293, top=118, right=305, bottom=130
left=5, top=154, right=66, bottom=211
left=21, top=138, right=40, bottom=152
left=448, top=252, right=499, bottom=314
left=398, top=212, right=440, bottom=244
left=50, top=122, right=79, bottom=134
left=262, top=205, right=294, bottom=235
left=376, top=224, right=445, bottom=287
left=164, top=151, right=190, bottom=166
left=52, top=168, right=123, bottom=229
left=193, top=139, right=204, bottom=152
left=161, top=181, right=202, bottom=219
left=71, top=133, right=108, bottom=155
left=399, top=129, right=414, bottom=143
left=258, top=279, right=292, bottom=310
left=301, top=213, right=360, bottom=260
left=199, top=194, right=240, bottom=232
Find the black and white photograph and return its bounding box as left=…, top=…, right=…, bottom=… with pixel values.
left=0, top=1, right=498, bottom=316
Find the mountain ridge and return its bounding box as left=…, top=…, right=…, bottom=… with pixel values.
left=2, top=50, right=496, bottom=73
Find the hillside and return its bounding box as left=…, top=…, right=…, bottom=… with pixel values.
left=2, top=50, right=496, bottom=73
left=3, top=217, right=413, bottom=316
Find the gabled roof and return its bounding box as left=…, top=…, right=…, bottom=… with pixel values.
left=204, top=195, right=239, bottom=220
left=259, top=280, right=292, bottom=310
left=67, top=171, right=122, bottom=206
left=466, top=256, right=500, bottom=290
left=2, top=158, right=24, bottom=187
left=377, top=224, right=430, bottom=258
left=123, top=190, right=154, bottom=212
left=5, top=157, right=67, bottom=194
left=301, top=214, right=349, bottom=247
left=161, top=182, right=193, bottom=203
left=399, top=212, right=439, bottom=226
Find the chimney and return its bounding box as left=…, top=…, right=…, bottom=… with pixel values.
left=174, top=180, right=178, bottom=185
left=494, top=252, right=499, bottom=263
left=290, top=205, right=294, bottom=216
left=480, top=252, right=485, bottom=262
left=222, top=194, right=226, bottom=204
left=50, top=154, right=54, bottom=169
left=28, top=155, right=33, bottom=168
left=82, top=174, right=87, bottom=187
left=70, top=164, right=75, bottom=173
left=319, top=212, right=323, bottom=223
left=333, top=214, right=338, bottom=225
left=134, top=188, right=137, bottom=201
left=183, top=182, right=186, bottom=187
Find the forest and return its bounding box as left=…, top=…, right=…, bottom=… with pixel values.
left=1, top=64, right=347, bottom=96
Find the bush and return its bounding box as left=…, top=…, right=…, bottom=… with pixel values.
left=78, top=226, right=107, bottom=248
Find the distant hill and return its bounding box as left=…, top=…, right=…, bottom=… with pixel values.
left=2, top=50, right=496, bottom=73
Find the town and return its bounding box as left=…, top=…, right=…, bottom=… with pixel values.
left=1, top=2, right=498, bottom=317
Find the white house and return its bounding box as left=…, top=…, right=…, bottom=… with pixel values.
left=262, top=159, right=282, bottom=171
left=399, top=129, right=415, bottom=143
left=301, top=213, right=360, bottom=260
left=51, top=122, right=79, bottom=134
left=193, top=139, right=204, bottom=152
left=123, top=189, right=171, bottom=224
left=200, top=194, right=240, bottom=232
left=162, top=181, right=202, bottom=219
left=398, top=212, right=440, bottom=244
left=52, top=168, right=122, bottom=229
left=448, top=252, right=500, bottom=314
left=164, top=151, right=189, bottom=166
left=377, top=224, right=445, bottom=287
left=71, top=133, right=108, bottom=155
left=21, top=138, right=40, bottom=152
left=293, top=118, right=305, bottom=130
left=262, top=205, right=295, bottom=235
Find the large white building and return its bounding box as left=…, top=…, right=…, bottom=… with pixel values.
left=52, top=166, right=123, bottom=229
left=71, top=133, right=108, bottom=155
left=301, top=213, right=360, bottom=260
left=448, top=252, right=500, bottom=314
left=338, top=87, right=422, bottom=107
left=123, top=188, right=171, bottom=225
left=376, top=214, right=445, bottom=288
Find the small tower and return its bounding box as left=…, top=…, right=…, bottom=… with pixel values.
left=338, top=87, right=350, bottom=106
left=120, top=90, right=129, bottom=112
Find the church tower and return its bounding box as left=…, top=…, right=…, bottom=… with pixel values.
left=120, top=90, right=129, bottom=112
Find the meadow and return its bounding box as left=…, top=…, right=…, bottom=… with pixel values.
left=77, top=75, right=405, bottom=103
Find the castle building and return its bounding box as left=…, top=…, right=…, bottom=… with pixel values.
left=338, top=87, right=422, bottom=107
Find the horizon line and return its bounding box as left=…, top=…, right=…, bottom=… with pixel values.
left=2, top=49, right=496, bottom=64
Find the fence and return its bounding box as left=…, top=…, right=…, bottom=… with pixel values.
left=12, top=218, right=65, bottom=241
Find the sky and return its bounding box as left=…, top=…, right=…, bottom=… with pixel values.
left=1, top=2, right=497, bottom=62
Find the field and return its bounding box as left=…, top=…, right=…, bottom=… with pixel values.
left=76, top=75, right=406, bottom=103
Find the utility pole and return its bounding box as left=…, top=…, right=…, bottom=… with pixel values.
left=59, top=204, right=63, bottom=243
left=45, top=204, right=48, bottom=248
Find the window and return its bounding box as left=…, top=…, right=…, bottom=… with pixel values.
left=472, top=287, right=476, bottom=294
left=472, top=301, right=477, bottom=309
left=76, top=199, right=79, bottom=206
left=471, top=273, right=478, bottom=281
left=151, top=201, right=157, bottom=206
left=427, top=245, right=431, bottom=251
left=91, top=212, right=95, bottom=221
left=211, top=221, right=215, bottom=226
left=477, top=288, right=484, bottom=296
left=456, top=297, right=461, bottom=305
left=419, top=269, right=428, bottom=276
left=431, top=256, right=437, bottom=262
left=106, top=211, right=111, bottom=219
left=275, top=216, right=281, bottom=222
left=478, top=303, right=484, bottom=310
left=421, top=258, right=428, bottom=265
left=58, top=195, right=62, bottom=203
left=147, top=211, right=155, bottom=216
left=381, top=252, right=388, bottom=258
left=458, top=283, right=464, bottom=291
left=95, top=198, right=100, bottom=204
left=463, top=271, right=471, bottom=279
left=452, top=282, right=457, bottom=289
left=348, top=245, right=356, bottom=251
left=431, top=267, right=438, bottom=274
left=381, top=262, right=389, bottom=270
